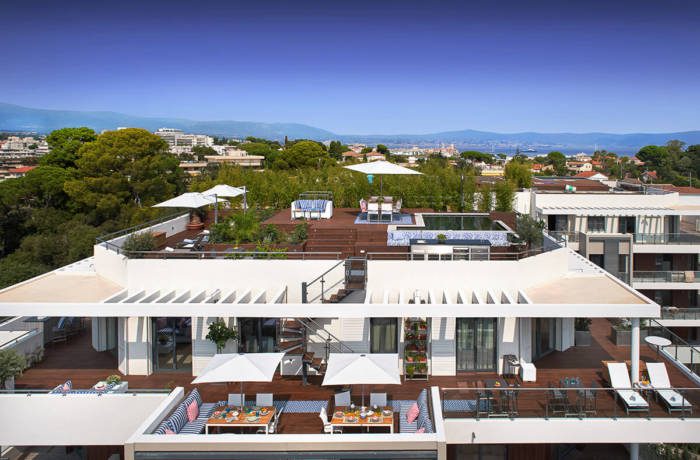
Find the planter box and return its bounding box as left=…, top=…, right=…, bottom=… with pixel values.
left=575, top=330, right=592, bottom=347
left=611, top=327, right=649, bottom=346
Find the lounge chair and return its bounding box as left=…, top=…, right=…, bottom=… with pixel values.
left=606, top=362, right=649, bottom=415
left=646, top=362, right=693, bottom=414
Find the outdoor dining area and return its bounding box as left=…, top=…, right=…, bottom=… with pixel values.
left=150, top=352, right=435, bottom=436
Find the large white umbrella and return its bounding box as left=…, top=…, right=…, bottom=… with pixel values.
left=344, top=160, right=422, bottom=198
left=192, top=352, right=284, bottom=409
left=322, top=353, right=400, bottom=406
left=153, top=192, right=219, bottom=209
left=202, top=185, right=248, bottom=223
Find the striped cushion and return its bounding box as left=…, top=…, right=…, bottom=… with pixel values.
left=416, top=389, right=434, bottom=433
left=170, top=405, right=189, bottom=433
left=399, top=401, right=418, bottom=433
left=180, top=418, right=207, bottom=434
left=153, top=420, right=170, bottom=435
left=295, top=200, right=327, bottom=212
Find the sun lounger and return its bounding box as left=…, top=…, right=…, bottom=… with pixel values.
left=646, top=362, right=693, bottom=414
left=606, top=362, right=649, bottom=414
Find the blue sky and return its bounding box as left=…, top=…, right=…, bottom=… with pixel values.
left=1, top=0, right=699, bottom=134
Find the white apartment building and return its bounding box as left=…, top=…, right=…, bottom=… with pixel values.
left=0, top=208, right=698, bottom=459
left=154, top=128, right=214, bottom=153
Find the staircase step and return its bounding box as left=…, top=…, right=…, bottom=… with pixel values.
left=279, top=339, right=304, bottom=352
left=279, top=331, right=304, bottom=340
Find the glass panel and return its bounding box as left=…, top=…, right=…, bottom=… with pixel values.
left=239, top=318, right=278, bottom=353
left=456, top=318, right=475, bottom=371
left=370, top=318, right=398, bottom=353
left=456, top=318, right=496, bottom=372
left=152, top=317, right=192, bottom=371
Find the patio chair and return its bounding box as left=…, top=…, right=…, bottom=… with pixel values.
left=546, top=384, right=569, bottom=417
left=367, top=202, right=379, bottom=222
left=392, top=198, right=402, bottom=215
left=228, top=393, right=245, bottom=407
left=319, top=407, right=343, bottom=434
left=646, top=362, right=693, bottom=414
left=576, top=382, right=598, bottom=416
left=606, top=362, right=649, bottom=415
left=256, top=393, right=273, bottom=407
left=369, top=392, right=387, bottom=408
left=334, top=390, right=351, bottom=407
left=257, top=405, right=283, bottom=434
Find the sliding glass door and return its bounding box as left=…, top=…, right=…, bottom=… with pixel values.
left=370, top=318, right=398, bottom=353
left=238, top=318, right=278, bottom=353
left=152, top=317, right=192, bottom=371
left=531, top=318, right=556, bottom=360
left=456, top=318, right=497, bottom=372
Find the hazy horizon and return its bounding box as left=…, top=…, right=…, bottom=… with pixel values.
left=2, top=0, right=699, bottom=134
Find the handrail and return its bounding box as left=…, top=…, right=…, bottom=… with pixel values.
left=95, top=211, right=186, bottom=245
left=298, top=317, right=355, bottom=356
left=634, top=233, right=700, bottom=244
left=365, top=248, right=545, bottom=261
left=660, top=307, right=700, bottom=320
left=633, top=271, right=700, bottom=283
left=301, top=259, right=346, bottom=303
left=0, top=329, right=39, bottom=350
left=119, top=250, right=342, bottom=260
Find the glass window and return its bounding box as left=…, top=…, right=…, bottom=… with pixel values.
left=370, top=318, right=398, bottom=353
left=589, top=254, right=604, bottom=268
left=587, top=216, right=606, bottom=232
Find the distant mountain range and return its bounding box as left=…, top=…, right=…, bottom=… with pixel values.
left=2, top=102, right=699, bottom=154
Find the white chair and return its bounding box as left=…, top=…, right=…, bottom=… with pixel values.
left=520, top=360, right=537, bottom=382
left=334, top=390, right=351, bottom=407
left=367, top=202, right=379, bottom=222
left=369, top=392, right=387, bottom=408
left=607, top=362, right=649, bottom=414
left=228, top=393, right=245, bottom=407
left=256, top=393, right=273, bottom=407
left=319, top=407, right=342, bottom=434
left=647, top=362, right=693, bottom=414
left=257, top=406, right=283, bottom=434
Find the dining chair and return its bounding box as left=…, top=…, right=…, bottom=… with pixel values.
left=256, top=393, right=273, bottom=407
left=369, top=392, right=387, bottom=408
left=334, top=390, right=351, bottom=407
left=228, top=393, right=245, bottom=407
left=319, top=407, right=342, bottom=434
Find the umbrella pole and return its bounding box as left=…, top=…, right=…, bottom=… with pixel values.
left=241, top=382, right=244, bottom=411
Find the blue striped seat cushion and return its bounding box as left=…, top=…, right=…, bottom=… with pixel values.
left=180, top=402, right=217, bottom=434
left=295, top=200, right=327, bottom=212
left=170, top=405, right=189, bottom=433
left=399, top=401, right=418, bottom=433
left=416, top=389, right=434, bottom=433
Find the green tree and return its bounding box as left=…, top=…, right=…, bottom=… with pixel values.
left=328, top=140, right=348, bottom=160
left=494, top=180, right=515, bottom=211
left=461, top=151, right=495, bottom=164
left=64, top=128, right=185, bottom=223
left=281, top=140, right=333, bottom=169
left=504, top=161, right=533, bottom=188
left=360, top=147, right=373, bottom=154
left=41, top=127, right=97, bottom=168
left=516, top=214, right=545, bottom=249
left=376, top=144, right=389, bottom=155
left=545, top=151, right=568, bottom=176
left=191, top=145, right=217, bottom=160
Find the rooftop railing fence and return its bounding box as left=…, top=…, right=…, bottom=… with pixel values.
left=441, top=386, right=699, bottom=420
left=661, top=307, right=700, bottom=321
left=633, top=271, right=700, bottom=283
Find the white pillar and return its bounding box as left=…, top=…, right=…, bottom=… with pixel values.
left=631, top=318, right=640, bottom=384
left=630, top=442, right=639, bottom=460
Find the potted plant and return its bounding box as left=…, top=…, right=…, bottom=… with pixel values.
left=106, top=374, right=122, bottom=385
left=0, top=349, right=27, bottom=390
left=610, top=319, right=650, bottom=346
left=436, top=233, right=448, bottom=244
left=206, top=318, right=238, bottom=353
left=574, top=318, right=592, bottom=346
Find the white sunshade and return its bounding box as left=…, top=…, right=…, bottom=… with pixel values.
left=191, top=352, right=285, bottom=384
left=153, top=192, right=220, bottom=209
left=322, top=353, right=401, bottom=386
left=202, top=184, right=246, bottom=198
left=344, top=160, right=422, bottom=176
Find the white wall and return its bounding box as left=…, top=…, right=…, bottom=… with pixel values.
left=431, top=317, right=456, bottom=376
left=534, top=191, right=680, bottom=210
left=124, top=316, right=152, bottom=375
left=192, top=316, right=237, bottom=376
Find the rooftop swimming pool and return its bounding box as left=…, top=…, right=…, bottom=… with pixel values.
left=418, top=213, right=507, bottom=231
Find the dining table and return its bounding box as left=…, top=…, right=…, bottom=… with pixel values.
left=330, top=406, right=395, bottom=434
left=205, top=405, right=276, bottom=434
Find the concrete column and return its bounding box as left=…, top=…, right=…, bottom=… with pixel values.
left=631, top=318, right=640, bottom=384
left=629, top=442, right=639, bottom=460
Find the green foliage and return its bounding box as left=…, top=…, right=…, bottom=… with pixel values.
left=122, top=232, right=157, bottom=253
left=206, top=319, right=238, bottom=353
left=436, top=233, right=447, bottom=242
left=545, top=151, right=568, bottom=176
left=493, top=180, right=514, bottom=212
left=376, top=144, right=389, bottom=155
left=240, top=142, right=279, bottom=166
left=328, top=140, right=349, bottom=160
left=64, top=128, right=185, bottom=224
left=260, top=224, right=282, bottom=243
left=360, top=147, right=373, bottom=154
left=461, top=150, right=494, bottom=164
left=516, top=214, right=545, bottom=248
left=575, top=318, right=592, bottom=332
left=41, top=127, right=97, bottom=168
left=504, top=161, right=533, bottom=188
left=635, top=141, right=700, bottom=186
left=289, top=222, right=309, bottom=244
left=281, top=140, right=334, bottom=169
left=106, top=374, right=122, bottom=385
left=0, top=349, right=27, bottom=387
left=476, top=185, right=492, bottom=212
left=191, top=145, right=217, bottom=160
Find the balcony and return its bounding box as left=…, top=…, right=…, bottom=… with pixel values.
left=632, top=271, right=700, bottom=283
left=634, top=233, right=700, bottom=245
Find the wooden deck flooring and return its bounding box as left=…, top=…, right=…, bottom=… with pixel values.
left=14, top=318, right=700, bottom=434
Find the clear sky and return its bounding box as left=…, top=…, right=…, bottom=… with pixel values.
left=1, top=0, right=698, bottom=134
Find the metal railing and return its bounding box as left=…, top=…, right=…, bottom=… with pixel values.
left=634, top=233, right=700, bottom=245
left=547, top=231, right=581, bottom=243
left=122, top=250, right=342, bottom=260
left=647, top=320, right=700, bottom=377
left=661, top=307, right=700, bottom=321
left=632, top=271, right=700, bottom=283
left=301, top=260, right=346, bottom=303
left=441, top=386, right=698, bottom=420
left=366, top=247, right=546, bottom=261
left=95, top=211, right=187, bottom=252
left=297, top=317, right=355, bottom=359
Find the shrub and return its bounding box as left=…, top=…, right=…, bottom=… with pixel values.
left=121, top=232, right=156, bottom=253
left=206, top=319, right=238, bottom=353
left=260, top=224, right=282, bottom=244
left=289, top=222, right=309, bottom=244
left=231, top=211, right=260, bottom=243
left=575, top=318, right=592, bottom=332
left=0, top=349, right=27, bottom=388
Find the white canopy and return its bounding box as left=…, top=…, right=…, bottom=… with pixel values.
left=344, top=160, right=422, bottom=176
left=192, top=352, right=284, bottom=384
left=322, top=353, right=401, bottom=386
left=202, top=184, right=246, bottom=198
left=153, top=192, right=220, bottom=209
